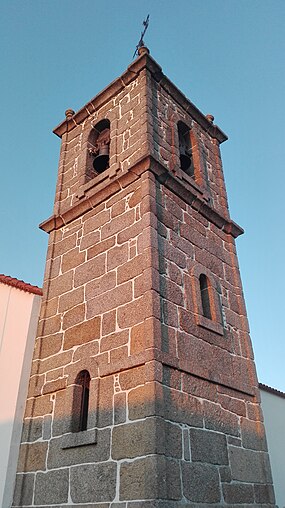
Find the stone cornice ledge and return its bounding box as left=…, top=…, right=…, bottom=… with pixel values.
left=39, top=157, right=149, bottom=233
left=98, top=348, right=254, bottom=397
left=40, top=155, right=243, bottom=239
left=151, top=157, right=244, bottom=238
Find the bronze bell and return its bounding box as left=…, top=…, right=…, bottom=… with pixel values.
left=93, top=143, right=109, bottom=173
left=92, top=127, right=110, bottom=173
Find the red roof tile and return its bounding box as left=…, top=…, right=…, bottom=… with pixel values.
left=0, top=274, right=42, bottom=296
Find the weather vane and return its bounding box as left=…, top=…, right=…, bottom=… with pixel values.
left=133, top=14, right=150, bottom=58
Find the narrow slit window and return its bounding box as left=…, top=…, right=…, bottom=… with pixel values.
left=178, top=121, right=194, bottom=177
left=199, top=274, right=212, bottom=320
left=72, top=370, right=91, bottom=432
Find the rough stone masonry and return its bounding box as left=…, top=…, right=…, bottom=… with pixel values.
left=13, top=47, right=276, bottom=507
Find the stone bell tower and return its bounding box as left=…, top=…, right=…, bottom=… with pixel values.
left=13, top=47, right=275, bottom=507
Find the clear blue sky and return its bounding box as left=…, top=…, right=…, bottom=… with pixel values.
left=1, top=0, right=284, bottom=390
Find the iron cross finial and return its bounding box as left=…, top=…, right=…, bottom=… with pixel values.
left=133, top=14, right=150, bottom=58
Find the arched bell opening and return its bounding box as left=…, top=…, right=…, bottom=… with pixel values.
left=177, top=121, right=194, bottom=177
left=88, top=119, right=110, bottom=175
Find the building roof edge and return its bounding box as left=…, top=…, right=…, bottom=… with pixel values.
left=259, top=382, right=285, bottom=399
left=0, top=274, right=43, bottom=296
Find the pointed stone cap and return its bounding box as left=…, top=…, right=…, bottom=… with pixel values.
left=206, top=114, right=214, bottom=124
left=65, top=109, right=75, bottom=120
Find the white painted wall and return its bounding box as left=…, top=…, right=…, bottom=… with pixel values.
left=261, top=388, right=285, bottom=508
left=0, top=283, right=41, bottom=508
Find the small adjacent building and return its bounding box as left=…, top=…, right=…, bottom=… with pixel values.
left=260, top=383, right=285, bottom=508
left=0, top=275, right=42, bottom=508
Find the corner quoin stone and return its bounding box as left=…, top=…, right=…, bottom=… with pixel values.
left=119, top=455, right=181, bottom=501
left=111, top=417, right=182, bottom=460
left=12, top=473, right=34, bottom=506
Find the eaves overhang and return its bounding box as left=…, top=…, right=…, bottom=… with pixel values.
left=0, top=274, right=42, bottom=296
left=259, top=382, right=285, bottom=399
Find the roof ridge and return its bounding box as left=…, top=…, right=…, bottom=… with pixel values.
left=0, top=274, right=42, bottom=296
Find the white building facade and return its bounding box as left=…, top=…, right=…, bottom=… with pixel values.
left=260, top=383, right=285, bottom=508
left=0, top=275, right=41, bottom=508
